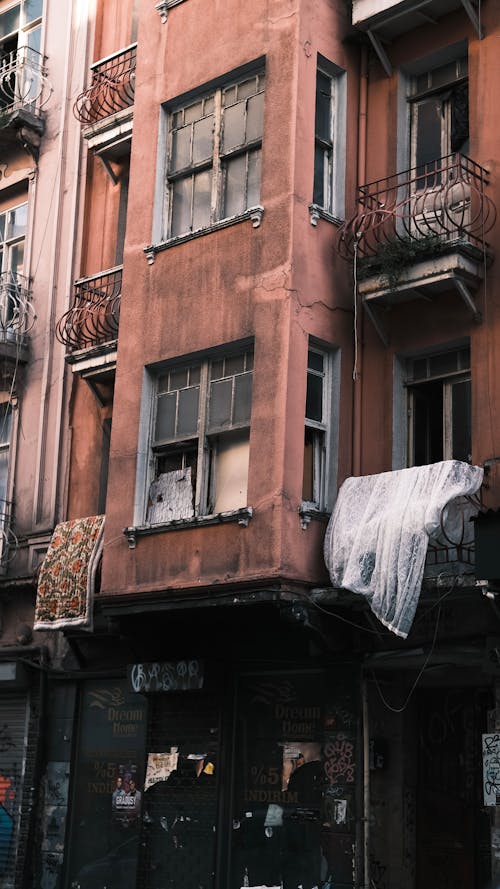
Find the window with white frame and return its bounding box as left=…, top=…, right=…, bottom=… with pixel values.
left=165, top=71, right=265, bottom=239
left=0, top=0, right=42, bottom=53
left=147, top=348, right=253, bottom=523
left=0, top=0, right=43, bottom=105
left=302, top=345, right=338, bottom=512
left=0, top=201, right=27, bottom=280
left=0, top=201, right=27, bottom=329
left=406, top=346, right=471, bottom=467
left=0, top=401, right=11, bottom=505
left=313, top=60, right=345, bottom=219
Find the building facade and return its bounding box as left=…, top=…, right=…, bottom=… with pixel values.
left=1, top=0, right=500, bottom=888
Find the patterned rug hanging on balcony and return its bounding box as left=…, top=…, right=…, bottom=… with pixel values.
left=34, top=515, right=104, bottom=631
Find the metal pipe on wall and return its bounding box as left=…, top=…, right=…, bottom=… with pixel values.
left=352, top=44, right=368, bottom=478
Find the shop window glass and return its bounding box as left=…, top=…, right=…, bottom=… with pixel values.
left=230, top=673, right=358, bottom=889
left=67, top=680, right=148, bottom=889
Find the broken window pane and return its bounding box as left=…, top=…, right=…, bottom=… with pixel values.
left=224, top=155, right=246, bottom=218
left=148, top=459, right=196, bottom=523
left=211, top=430, right=249, bottom=513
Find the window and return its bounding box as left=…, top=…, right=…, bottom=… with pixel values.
left=0, top=0, right=43, bottom=106
left=147, top=349, right=253, bottom=523
left=0, top=201, right=27, bottom=279
left=312, top=60, right=345, bottom=219
left=0, top=0, right=42, bottom=56
left=165, top=71, right=264, bottom=239
left=406, top=346, right=471, bottom=466
left=0, top=201, right=27, bottom=331
left=0, top=401, right=12, bottom=550
left=410, top=54, right=469, bottom=187
left=302, top=346, right=338, bottom=512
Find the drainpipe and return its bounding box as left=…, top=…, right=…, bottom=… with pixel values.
left=352, top=44, right=368, bottom=478
left=362, top=677, right=370, bottom=889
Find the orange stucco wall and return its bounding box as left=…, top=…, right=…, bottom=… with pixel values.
left=65, top=0, right=500, bottom=601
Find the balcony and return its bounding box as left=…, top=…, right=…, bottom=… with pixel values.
left=56, top=266, right=121, bottom=351
left=0, top=500, right=17, bottom=573
left=0, top=273, right=35, bottom=367
left=55, top=266, right=121, bottom=389
left=0, top=47, right=51, bottom=147
left=73, top=44, right=136, bottom=169
left=336, top=154, right=496, bottom=343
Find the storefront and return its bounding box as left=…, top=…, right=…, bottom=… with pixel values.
left=63, top=646, right=360, bottom=889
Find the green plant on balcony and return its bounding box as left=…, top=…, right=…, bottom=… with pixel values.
left=357, top=235, right=448, bottom=289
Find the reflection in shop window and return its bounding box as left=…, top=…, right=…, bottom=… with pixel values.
left=231, top=673, right=358, bottom=889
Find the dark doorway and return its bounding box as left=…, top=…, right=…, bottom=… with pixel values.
left=416, top=687, right=491, bottom=889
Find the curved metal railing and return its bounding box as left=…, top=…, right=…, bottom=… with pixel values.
left=0, top=273, right=35, bottom=345
left=336, top=153, right=496, bottom=261
left=0, top=500, right=18, bottom=566
left=0, top=46, right=51, bottom=117
left=55, top=266, right=122, bottom=351
left=73, top=44, right=136, bottom=125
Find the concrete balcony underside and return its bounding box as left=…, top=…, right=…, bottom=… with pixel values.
left=352, top=0, right=481, bottom=40
left=358, top=245, right=485, bottom=344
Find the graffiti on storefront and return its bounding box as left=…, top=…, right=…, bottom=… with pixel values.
left=482, top=733, right=500, bottom=805
left=324, top=735, right=355, bottom=784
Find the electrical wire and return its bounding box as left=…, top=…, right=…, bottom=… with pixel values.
left=307, top=594, right=391, bottom=636
left=352, top=236, right=359, bottom=381
left=369, top=605, right=441, bottom=713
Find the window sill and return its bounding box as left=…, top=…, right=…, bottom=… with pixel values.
left=144, top=206, right=264, bottom=264
left=308, top=204, right=344, bottom=228
left=299, top=504, right=331, bottom=530
left=124, top=506, right=253, bottom=548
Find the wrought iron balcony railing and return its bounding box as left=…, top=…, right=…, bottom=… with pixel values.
left=0, top=273, right=35, bottom=348
left=55, top=266, right=122, bottom=352
left=0, top=499, right=17, bottom=567
left=336, top=153, right=496, bottom=262
left=0, top=47, right=51, bottom=119
left=73, top=44, right=136, bottom=126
